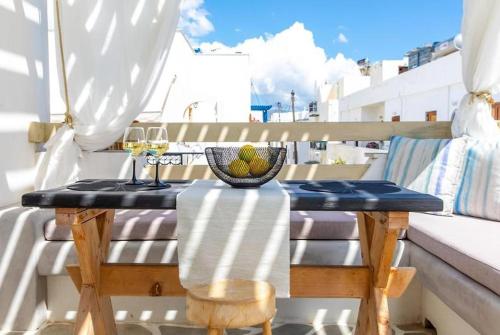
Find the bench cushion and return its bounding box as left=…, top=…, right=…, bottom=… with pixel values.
left=44, top=210, right=364, bottom=241
left=408, top=212, right=500, bottom=295
left=37, top=240, right=410, bottom=276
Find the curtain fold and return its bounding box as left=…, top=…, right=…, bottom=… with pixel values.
left=451, top=0, right=500, bottom=138
left=35, top=0, right=181, bottom=189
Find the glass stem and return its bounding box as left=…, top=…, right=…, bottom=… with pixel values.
left=132, top=158, right=137, bottom=183
left=155, top=161, right=160, bottom=184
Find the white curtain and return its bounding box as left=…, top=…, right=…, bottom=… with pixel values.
left=35, top=0, right=181, bottom=189
left=452, top=0, right=500, bottom=138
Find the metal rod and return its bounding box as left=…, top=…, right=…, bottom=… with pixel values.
left=291, top=90, right=298, bottom=164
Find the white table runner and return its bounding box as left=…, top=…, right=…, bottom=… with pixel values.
left=176, top=180, right=290, bottom=297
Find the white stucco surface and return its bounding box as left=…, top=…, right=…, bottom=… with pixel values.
left=144, top=32, right=251, bottom=122
left=339, top=52, right=466, bottom=122
left=0, top=1, right=49, bottom=207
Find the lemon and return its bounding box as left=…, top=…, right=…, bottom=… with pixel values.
left=238, top=144, right=257, bottom=163
left=228, top=159, right=250, bottom=178
left=249, top=156, right=271, bottom=177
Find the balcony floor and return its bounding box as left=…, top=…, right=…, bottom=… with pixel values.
left=7, top=323, right=354, bottom=335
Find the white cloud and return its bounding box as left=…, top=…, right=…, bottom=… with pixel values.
left=338, top=32, right=348, bottom=44
left=199, top=22, right=360, bottom=106
left=179, top=0, right=214, bottom=37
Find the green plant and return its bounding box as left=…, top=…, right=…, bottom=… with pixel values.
left=333, top=156, right=346, bottom=165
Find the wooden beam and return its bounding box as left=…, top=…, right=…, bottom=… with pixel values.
left=69, top=209, right=117, bottom=335
left=56, top=208, right=108, bottom=226
left=355, top=212, right=374, bottom=335
left=67, top=264, right=186, bottom=297
left=28, top=122, right=61, bottom=143
left=290, top=266, right=369, bottom=298
left=153, top=164, right=370, bottom=181
left=364, top=212, right=409, bottom=230
left=369, top=223, right=399, bottom=288
left=28, top=121, right=457, bottom=143
left=66, top=264, right=415, bottom=299
left=384, top=267, right=416, bottom=298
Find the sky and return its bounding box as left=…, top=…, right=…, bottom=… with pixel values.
left=179, top=0, right=463, bottom=108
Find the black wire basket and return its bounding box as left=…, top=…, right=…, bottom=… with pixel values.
left=205, top=146, right=287, bottom=188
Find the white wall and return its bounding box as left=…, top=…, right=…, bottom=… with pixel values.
left=0, top=1, right=49, bottom=207
left=340, top=52, right=465, bottom=122
left=315, top=75, right=369, bottom=123
left=421, top=288, right=479, bottom=335
left=144, top=32, right=251, bottom=123
left=340, top=107, right=362, bottom=122
left=361, top=103, right=384, bottom=122
left=339, top=75, right=370, bottom=97
left=370, top=60, right=406, bottom=87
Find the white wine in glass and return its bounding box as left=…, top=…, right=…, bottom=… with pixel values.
left=147, top=140, right=169, bottom=156
left=146, top=127, right=169, bottom=188
left=123, top=127, right=146, bottom=185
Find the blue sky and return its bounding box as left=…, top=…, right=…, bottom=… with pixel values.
left=178, top=0, right=463, bottom=107
left=196, top=0, right=462, bottom=61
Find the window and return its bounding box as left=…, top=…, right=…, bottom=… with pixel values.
left=310, top=141, right=327, bottom=151
left=426, top=111, right=437, bottom=122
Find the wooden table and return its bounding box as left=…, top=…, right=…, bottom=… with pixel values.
left=23, top=180, right=442, bottom=335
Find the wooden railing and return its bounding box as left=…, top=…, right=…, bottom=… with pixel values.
left=27, top=120, right=480, bottom=180
left=28, top=121, right=453, bottom=144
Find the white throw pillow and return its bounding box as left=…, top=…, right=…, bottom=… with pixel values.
left=383, top=136, right=467, bottom=215
left=361, top=156, right=387, bottom=180
left=454, top=138, right=500, bottom=221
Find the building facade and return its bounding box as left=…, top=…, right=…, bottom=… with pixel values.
left=145, top=32, right=251, bottom=122
left=339, top=52, right=465, bottom=122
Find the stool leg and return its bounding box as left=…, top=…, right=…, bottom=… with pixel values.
left=262, top=320, right=272, bottom=335
left=208, top=328, right=224, bottom=335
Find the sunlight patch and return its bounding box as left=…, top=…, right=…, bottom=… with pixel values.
left=131, top=0, right=146, bottom=26
left=0, top=49, right=30, bottom=76
left=0, top=0, right=15, bottom=12
left=100, top=13, right=117, bottom=55
left=85, top=0, right=103, bottom=32
left=22, top=0, right=41, bottom=24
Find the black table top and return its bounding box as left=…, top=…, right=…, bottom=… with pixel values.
left=22, top=179, right=443, bottom=212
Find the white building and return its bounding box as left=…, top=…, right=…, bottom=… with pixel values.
left=314, top=75, right=371, bottom=122
left=339, top=52, right=465, bottom=122
left=144, top=32, right=251, bottom=123
left=50, top=31, right=251, bottom=123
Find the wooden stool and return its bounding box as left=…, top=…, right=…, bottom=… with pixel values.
left=186, top=279, right=276, bottom=335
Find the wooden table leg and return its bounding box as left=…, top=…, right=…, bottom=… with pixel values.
left=355, top=212, right=410, bottom=335
left=58, top=209, right=117, bottom=335
left=262, top=320, right=273, bottom=334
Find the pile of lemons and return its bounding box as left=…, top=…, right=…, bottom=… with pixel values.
left=228, top=145, right=271, bottom=178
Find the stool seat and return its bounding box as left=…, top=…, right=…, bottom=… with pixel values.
left=187, top=279, right=275, bottom=334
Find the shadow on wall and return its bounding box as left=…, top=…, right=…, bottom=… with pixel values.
left=0, top=206, right=54, bottom=331
left=0, top=0, right=178, bottom=330
left=0, top=0, right=50, bottom=331
left=0, top=0, right=50, bottom=207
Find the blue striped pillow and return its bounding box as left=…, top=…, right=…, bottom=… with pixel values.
left=384, top=136, right=467, bottom=215
left=454, top=139, right=500, bottom=221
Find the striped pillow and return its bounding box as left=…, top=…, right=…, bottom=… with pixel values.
left=454, top=139, right=500, bottom=221
left=384, top=136, right=467, bottom=215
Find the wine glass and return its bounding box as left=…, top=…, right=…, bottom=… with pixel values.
left=146, top=127, right=169, bottom=188
left=123, top=127, right=145, bottom=185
